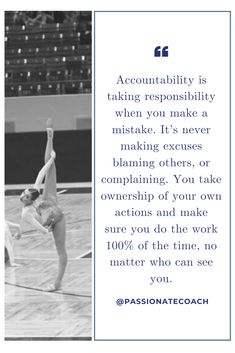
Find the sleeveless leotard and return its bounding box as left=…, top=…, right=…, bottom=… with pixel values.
left=36, top=199, right=63, bottom=228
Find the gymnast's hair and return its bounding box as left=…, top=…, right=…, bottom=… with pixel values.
left=28, top=188, right=40, bottom=201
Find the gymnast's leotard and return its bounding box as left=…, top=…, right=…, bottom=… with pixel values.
left=36, top=199, right=64, bottom=228
left=22, top=199, right=63, bottom=233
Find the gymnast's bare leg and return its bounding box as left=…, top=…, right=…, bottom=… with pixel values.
left=43, top=119, right=67, bottom=291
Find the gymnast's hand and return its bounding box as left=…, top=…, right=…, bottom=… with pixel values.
left=14, top=225, right=22, bottom=240
left=14, top=231, right=22, bottom=240
left=51, top=150, right=56, bottom=160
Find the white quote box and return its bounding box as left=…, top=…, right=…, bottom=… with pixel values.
left=94, top=11, right=231, bottom=340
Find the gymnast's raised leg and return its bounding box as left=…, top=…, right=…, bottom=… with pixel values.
left=43, top=119, right=67, bottom=291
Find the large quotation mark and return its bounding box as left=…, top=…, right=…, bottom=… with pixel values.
left=154, top=46, right=169, bottom=57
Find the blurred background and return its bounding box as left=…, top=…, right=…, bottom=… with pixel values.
left=5, top=11, right=92, bottom=185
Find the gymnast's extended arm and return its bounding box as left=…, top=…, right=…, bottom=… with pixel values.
left=22, top=211, right=50, bottom=235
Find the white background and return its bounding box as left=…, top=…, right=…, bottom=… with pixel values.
left=1, top=0, right=235, bottom=352
left=95, top=11, right=230, bottom=339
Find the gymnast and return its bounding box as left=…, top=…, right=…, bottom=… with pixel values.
left=20, top=119, right=67, bottom=291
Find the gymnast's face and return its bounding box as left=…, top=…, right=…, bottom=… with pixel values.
left=20, top=189, right=33, bottom=205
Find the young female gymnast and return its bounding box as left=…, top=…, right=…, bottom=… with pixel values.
left=20, top=120, right=67, bottom=291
